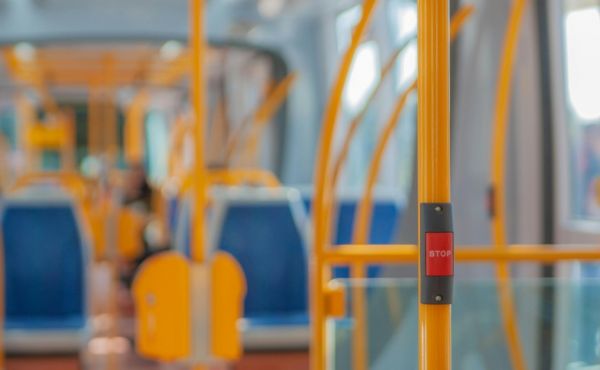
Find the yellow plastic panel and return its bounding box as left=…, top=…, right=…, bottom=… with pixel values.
left=25, top=123, right=69, bottom=150
left=117, top=208, right=145, bottom=260
left=88, top=201, right=109, bottom=260
left=210, top=252, right=246, bottom=360
left=133, top=252, right=191, bottom=361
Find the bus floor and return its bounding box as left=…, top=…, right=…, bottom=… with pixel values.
left=2, top=264, right=309, bottom=370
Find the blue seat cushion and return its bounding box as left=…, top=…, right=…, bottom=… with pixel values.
left=218, top=202, right=308, bottom=318
left=2, top=204, right=86, bottom=331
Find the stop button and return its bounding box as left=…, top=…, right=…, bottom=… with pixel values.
left=425, top=232, right=454, bottom=276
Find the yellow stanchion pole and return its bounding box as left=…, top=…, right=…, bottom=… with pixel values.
left=489, top=1, right=529, bottom=370
left=190, top=0, right=208, bottom=265
left=190, top=0, right=209, bottom=368
left=353, top=4, right=474, bottom=252
left=417, top=1, right=452, bottom=370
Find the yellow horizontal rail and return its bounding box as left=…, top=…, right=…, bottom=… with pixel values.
left=178, top=168, right=281, bottom=194
left=207, top=169, right=281, bottom=188
left=324, top=245, right=600, bottom=264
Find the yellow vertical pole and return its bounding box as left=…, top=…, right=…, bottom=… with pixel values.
left=88, top=80, right=101, bottom=157
left=353, top=3, right=474, bottom=253
left=189, top=0, right=207, bottom=263
left=190, top=2, right=209, bottom=368
left=311, top=2, right=378, bottom=370
left=417, top=1, right=452, bottom=370
left=490, top=1, right=529, bottom=370
left=125, top=90, right=149, bottom=165
left=104, top=54, right=118, bottom=164
left=350, top=10, right=473, bottom=368
left=62, top=110, right=76, bottom=171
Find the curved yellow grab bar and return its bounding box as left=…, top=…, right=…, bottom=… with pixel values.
left=225, top=73, right=298, bottom=164
left=490, top=1, right=529, bottom=370
left=310, top=2, right=379, bottom=370
left=207, top=169, right=281, bottom=188
left=353, top=81, right=416, bottom=243
left=11, top=172, right=88, bottom=198
left=352, top=4, right=475, bottom=245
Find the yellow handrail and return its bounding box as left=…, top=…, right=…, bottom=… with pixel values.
left=225, top=73, right=298, bottom=165
left=179, top=168, right=281, bottom=194
left=87, top=79, right=102, bottom=157
left=207, top=169, right=281, bottom=188
left=243, top=73, right=298, bottom=166
left=417, top=1, right=452, bottom=370
left=490, top=1, right=529, bottom=370
left=352, top=4, right=475, bottom=247
left=310, top=2, right=378, bottom=370
left=324, top=244, right=600, bottom=264
left=2, top=48, right=59, bottom=114
left=10, top=171, right=88, bottom=198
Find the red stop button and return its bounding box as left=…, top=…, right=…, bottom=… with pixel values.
left=425, top=232, right=454, bottom=276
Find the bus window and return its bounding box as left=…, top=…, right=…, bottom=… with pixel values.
left=336, top=5, right=381, bottom=114
left=562, top=1, right=600, bottom=221
left=332, top=0, right=417, bottom=196
left=390, top=1, right=417, bottom=90
left=344, top=41, right=380, bottom=114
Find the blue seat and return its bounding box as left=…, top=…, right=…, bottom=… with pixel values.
left=302, top=190, right=403, bottom=278
left=215, top=191, right=308, bottom=321
left=176, top=187, right=309, bottom=349
left=1, top=189, right=89, bottom=353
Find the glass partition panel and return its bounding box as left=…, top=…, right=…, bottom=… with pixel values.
left=327, top=275, right=600, bottom=370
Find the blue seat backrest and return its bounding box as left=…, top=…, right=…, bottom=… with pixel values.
left=167, top=195, right=180, bottom=242
left=217, top=201, right=308, bottom=319
left=302, top=195, right=402, bottom=278
left=1, top=201, right=86, bottom=330
left=335, top=200, right=400, bottom=245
